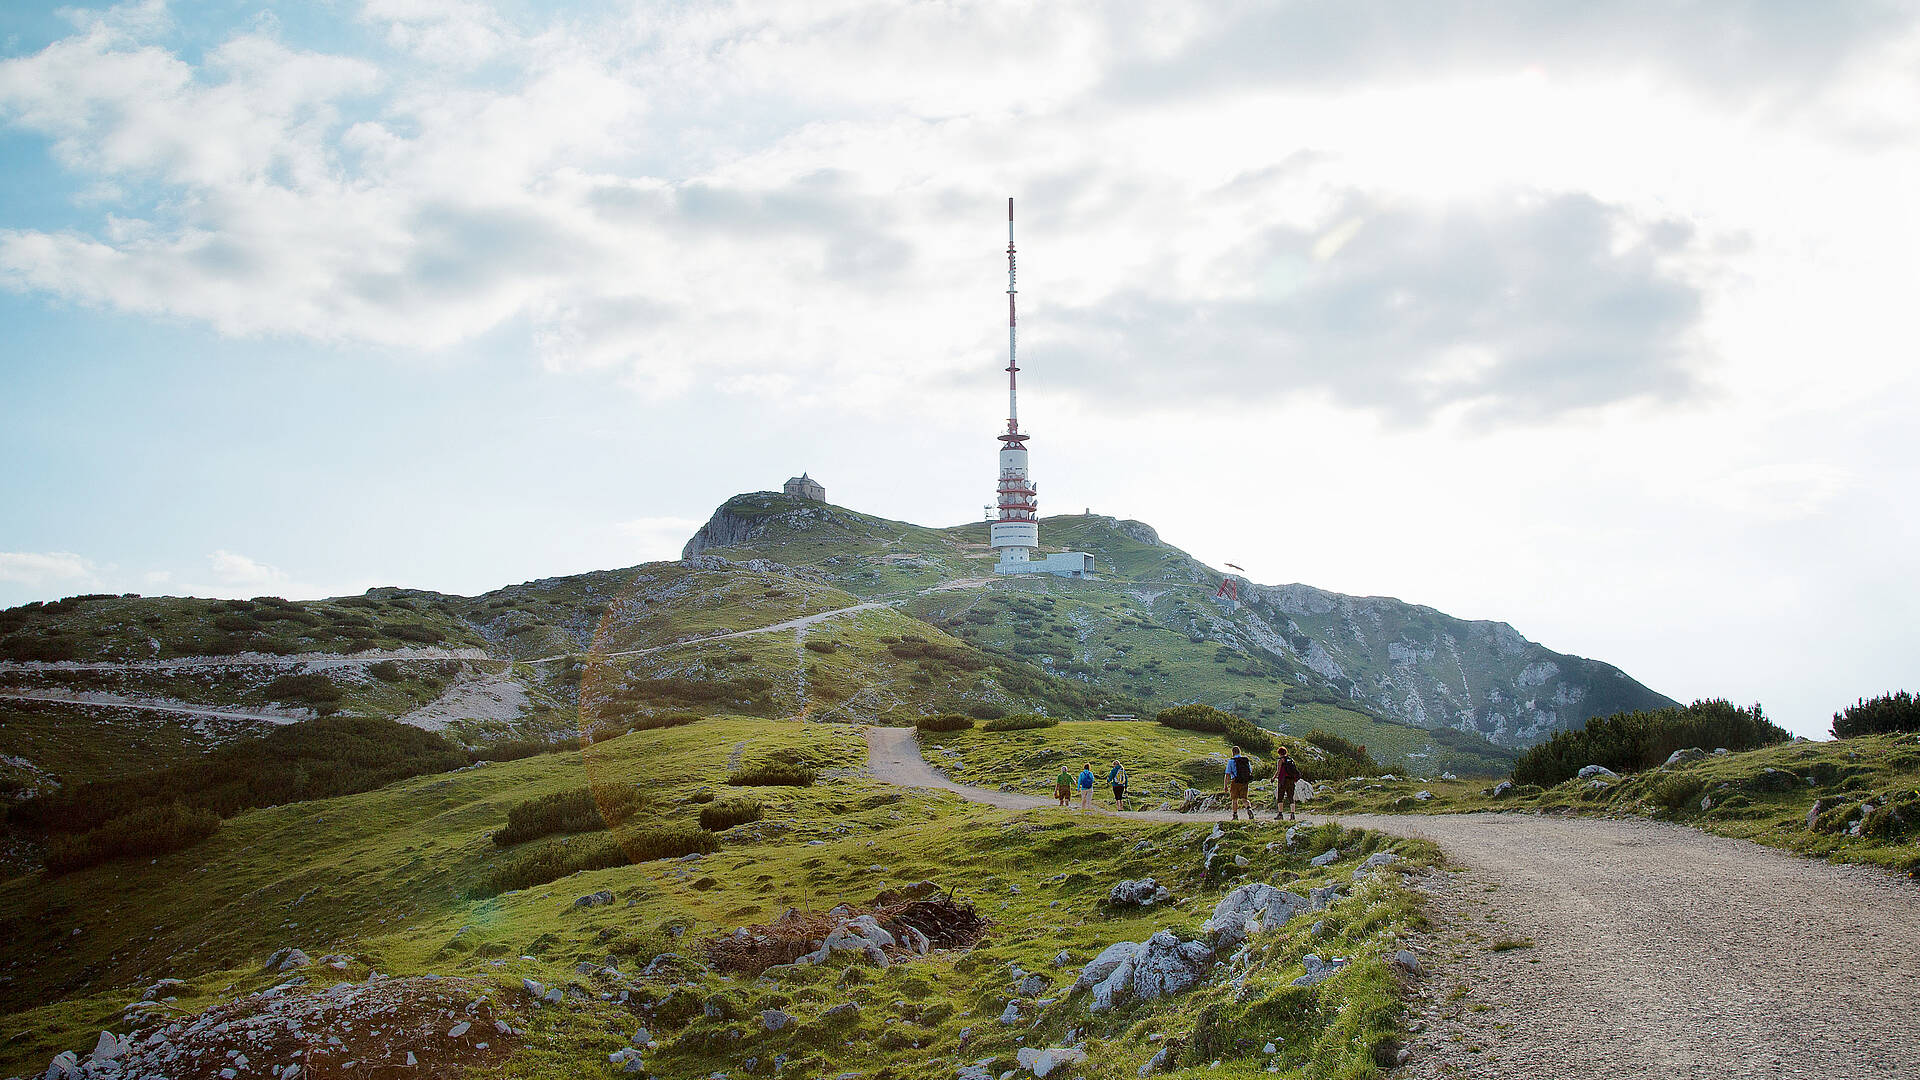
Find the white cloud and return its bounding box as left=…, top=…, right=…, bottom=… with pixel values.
left=611, top=517, right=706, bottom=562
left=0, top=551, right=102, bottom=587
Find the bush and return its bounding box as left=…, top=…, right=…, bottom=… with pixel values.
left=915, top=714, right=975, bottom=733
left=472, top=738, right=565, bottom=762
left=1301, top=730, right=1381, bottom=779
left=1512, top=699, right=1787, bottom=788
left=699, top=798, right=763, bottom=831
left=1832, top=691, right=1920, bottom=738
left=630, top=713, right=701, bottom=732
left=262, top=673, right=342, bottom=706
left=368, top=661, right=404, bottom=682
left=1649, top=774, right=1707, bottom=811
left=1155, top=703, right=1276, bottom=755
left=727, top=761, right=816, bottom=787
left=963, top=701, right=1006, bottom=719
left=44, top=803, right=221, bottom=874
left=483, top=834, right=629, bottom=895
left=981, top=714, right=1057, bottom=732
left=12, top=716, right=468, bottom=834
left=493, top=785, right=645, bottom=846
left=387, top=624, right=445, bottom=644
left=803, top=639, right=838, bottom=654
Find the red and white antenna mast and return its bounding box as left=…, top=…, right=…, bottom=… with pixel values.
left=1006, top=196, right=1020, bottom=438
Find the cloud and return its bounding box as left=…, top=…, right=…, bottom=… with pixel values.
left=1042, top=192, right=1703, bottom=422
left=0, top=1, right=1911, bottom=426
left=207, top=549, right=290, bottom=588
left=0, top=551, right=102, bottom=588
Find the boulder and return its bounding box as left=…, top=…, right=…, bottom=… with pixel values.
left=43, top=1050, right=81, bottom=1080
left=1017, top=1046, right=1088, bottom=1078
left=1014, top=973, right=1048, bottom=997
left=1138, top=1046, right=1172, bottom=1077
left=88, top=1032, right=127, bottom=1066
left=1309, top=848, right=1340, bottom=867
left=762, top=1008, right=794, bottom=1032
left=1575, top=765, right=1619, bottom=781
left=1358, top=852, right=1401, bottom=871
left=1108, top=878, right=1160, bottom=906
left=521, top=977, right=546, bottom=998
left=1712, top=748, right=1730, bottom=756
left=1203, top=882, right=1309, bottom=947
left=1389, top=949, right=1423, bottom=976
left=1073, top=941, right=1145, bottom=993
left=998, top=1001, right=1023, bottom=1026
left=574, top=890, right=615, bottom=908
left=1051, top=949, right=1073, bottom=968
left=1413, top=791, right=1434, bottom=801
left=1490, top=780, right=1514, bottom=798
left=263, top=948, right=311, bottom=973
left=1129, top=930, right=1212, bottom=1001
left=897, top=924, right=932, bottom=956
left=1308, top=884, right=1343, bottom=910
left=1663, top=747, right=1707, bottom=768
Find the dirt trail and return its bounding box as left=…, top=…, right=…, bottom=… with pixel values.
left=864, top=726, right=1920, bottom=1079
left=524, top=602, right=887, bottom=664
left=0, top=689, right=310, bottom=725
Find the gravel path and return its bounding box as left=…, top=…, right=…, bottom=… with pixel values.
left=864, top=727, right=1920, bottom=1079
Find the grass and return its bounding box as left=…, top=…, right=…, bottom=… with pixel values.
left=0, top=715, right=1438, bottom=1080
left=921, top=719, right=1360, bottom=808
left=1311, top=732, right=1920, bottom=876
left=1490, top=938, right=1534, bottom=952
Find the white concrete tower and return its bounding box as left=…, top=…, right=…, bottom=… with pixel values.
left=991, top=197, right=1039, bottom=570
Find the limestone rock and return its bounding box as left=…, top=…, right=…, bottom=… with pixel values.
left=1576, top=765, right=1619, bottom=781
left=1358, top=852, right=1401, bottom=871
left=1389, top=949, right=1423, bottom=976
left=574, top=890, right=615, bottom=908
left=762, top=1008, right=794, bottom=1032
left=1016, top=1045, right=1087, bottom=1077
left=1204, top=882, right=1309, bottom=948
left=1309, top=848, right=1340, bottom=867
left=1107, top=878, right=1161, bottom=907
left=1490, top=780, right=1514, bottom=798
left=1663, top=747, right=1707, bottom=768
left=263, top=948, right=311, bottom=973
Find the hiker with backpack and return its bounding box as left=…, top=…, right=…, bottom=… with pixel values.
left=1077, top=762, right=1096, bottom=810
left=1274, top=745, right=1306, bottom=821
left=1224, top=745, right=1254, bottom=821
left=1107, top=759, right=1129, bottom=811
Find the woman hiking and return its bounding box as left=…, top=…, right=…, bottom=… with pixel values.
left=1274, top=745, right=1306, bottom=821
left=1107, top=759, right=1129, bottom=811
left=1076, top=762, right=1096, bottom=810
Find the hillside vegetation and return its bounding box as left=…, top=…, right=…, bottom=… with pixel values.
left=1, top=717, right=1441, bottom=1080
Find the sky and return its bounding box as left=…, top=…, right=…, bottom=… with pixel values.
left=2, top=1, right=1917, bottom=738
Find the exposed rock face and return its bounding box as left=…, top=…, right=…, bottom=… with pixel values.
left=1237, top=580, right=1674, bottom=746
left=1072, top=931, right=1212, bottom=1012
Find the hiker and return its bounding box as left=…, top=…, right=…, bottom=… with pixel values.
left=1107, top=758, right=1129, bottom=811
left=1274, top=745, right=1306, bottom=821
left=1224, top=745, right=1254, bottom=820
left=1054, top=765, right=1073, bottom=807
left=1077, top=762, right=1096, bottom=810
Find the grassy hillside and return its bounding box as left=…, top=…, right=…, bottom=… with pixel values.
left=1, top=717, right=1441, bottom=1079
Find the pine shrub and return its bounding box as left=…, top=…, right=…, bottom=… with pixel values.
left=1511, top=699, right=1787, bottom=787
left=44, top=802, right=221, bottom=874
left=1831, top=691, right=1920, bottom=738
left=493, top=785, right=645, bottom=846
left=698, top=798, right=763, bottom=831
left=915, top=714, right=974, bottom=733
left=981, top=714, right=1057, bottom=732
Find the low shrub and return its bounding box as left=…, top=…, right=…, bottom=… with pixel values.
left=727, top=761, right=816, bottom=787
left=963, top=701, right=1006, bottom=719
left=387, top=624, right=445, bottom=644
left=699, top=798, right=763, bottom=831
left=630, top=713, right=702, bottom=732
left=1832, top=691, right=1920, bottom=738
left=1155, top=703, right=1276, bottom=756
left=262, top=673, right=342, bottom=706
left=915, top=714, right=974, bottom=733
left=803, top=640, right=838, bottom=654
left=44, top=803, right=221, bottom=874
left=11, top=716, right=469, bottom=834
left=367, top=661, right=404, bottom=682
left=1512, top=699, right=1787, bottom=787
left=981, top=714, right=1058, bottom=732
left=1301, top=730, right=1381, bottom=779
left=1649, top=774, right=1707, bottom=811
left=482, top=834, right=629, bottom=895
left=493, top=785, right=645, bottom=846
left=472, top=738, right=566, bottom=762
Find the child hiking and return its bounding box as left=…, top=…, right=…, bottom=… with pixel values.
left=1076, top=762, right=1096, bottom=810
left=1274, top=745, right=1306, bottom=821
left=1107, top=759, right=1128, bottom=811
left=1054, top=765, right=1073, bottom=807
left=1224, top=745, right=1253, bottom=820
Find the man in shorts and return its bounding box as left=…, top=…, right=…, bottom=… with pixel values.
left=1224, top=745, right=1254, bottom=820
